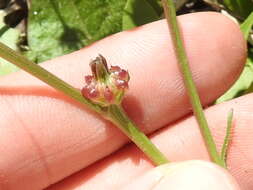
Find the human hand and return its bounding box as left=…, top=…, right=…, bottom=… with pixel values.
left=0, top=12, right=250, bottom=190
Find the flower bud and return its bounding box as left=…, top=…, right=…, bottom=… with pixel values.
left=81, top=55, right=129, bottom=106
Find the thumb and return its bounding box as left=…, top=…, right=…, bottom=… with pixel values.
left=123, top=160, right=241, bottom=190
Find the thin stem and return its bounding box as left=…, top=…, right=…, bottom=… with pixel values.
left=108, top=104, right=169, bottom=165
left=161, top=0, right=225, bottom=168
left=0, top=42, right=169, bottom=166
left=0, top=42, right=103, bottom=114
left=221, top=109, right=233, bottom=165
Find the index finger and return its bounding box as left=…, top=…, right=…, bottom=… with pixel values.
left=0, top=12, right=246, bottom=190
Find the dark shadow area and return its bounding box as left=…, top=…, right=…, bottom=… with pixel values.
left=146, top=0, right=163, bottom=15
left=177, top=0, right=216, bottom=15
left=50, top=0, right=87, bottom=50
left=123, top=0, right=160, bottom=28
left=60, top=26, right=86, bottom=51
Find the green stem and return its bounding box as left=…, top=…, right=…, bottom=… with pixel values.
left=0, top=42, right=103, bottom=114
left=161, top=0, right=225, bottom=168
left=0, top=42, right=169, bottom=166
left=107, top=104, right=169, bottom=165
left=221, top=109, right=233, bottom=165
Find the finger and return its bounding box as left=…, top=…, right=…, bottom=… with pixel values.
left=0, top=12, right=246, bottom=190
left=123, top=161, right=240, bottom=190
left=47, top=94, right=253, bottom=190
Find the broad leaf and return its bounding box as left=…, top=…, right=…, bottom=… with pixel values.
left=27, top=0, right=126, bottom=63
left=122, top=0, right=159, bottom=30
left=27, top=0, right=189, bottom=62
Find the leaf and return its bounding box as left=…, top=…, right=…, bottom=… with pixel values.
left=216, top=53, right=253, bottom=103
left=221, top=0, right=253, bottom=19
left=0, top=10, right=20, bottom=76
left=27, top=0, right=127, bottom=63
left=216, top=13, right=253, bottom=103
left=240, top=11, right=253, bottom=40
left=122, top=0, right=159, bottom=30
left=145, top=0, right=163, bottom=15
left=27, top=0, right=188, bottom=62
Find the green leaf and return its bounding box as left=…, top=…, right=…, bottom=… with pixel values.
left=221, top=0, right=253, bottom=19
left=0, top=11, right=20, bottom=76
left=27, top=0, right=126, bottom=63
left=216, top=13, right=253, bottom=103
left=240, top=11, right=253, bottom=40
left=146, top=0, right=163, bottom=15
left=122, top=0, right=159, bottom=30
left=27, top=0, right=188, bottom=62
left=216, top=53, right=253, bottom=103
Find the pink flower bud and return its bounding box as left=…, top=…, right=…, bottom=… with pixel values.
left=82, top=55, right=130, bottom=106
left=81, top=85, right=99, bottom=99
left=85, top=75, right=94, bottom=84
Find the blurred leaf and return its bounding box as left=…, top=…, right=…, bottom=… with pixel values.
left=216, top=13, right=253, bottom=103
left=0, top=11, right=20, bottom=76
left=244, top=52, right=253, bottom=94
left=216, top=53, right=253, bottom=103
left=221, top=0, right=253, bottom=19
left=240, top=11, right=253, bottom=40
left=27, top=0, right=126, bottom=63
left=27, top=0, right=190, bottom=62
left=122, top=0, right=159, bottom=30
left=146, top=0, right=163, bottom=15
left=245, top=80, right=253, bottom=94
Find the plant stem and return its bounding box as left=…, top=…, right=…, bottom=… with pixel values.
left=161, top=0, right=225, bottom=168
left=221, top=109, right=233, bottom=165
left=107, top=104, right=169, bottom=165
left=0, top=42, right=103, bottom=114
left=0, top=42, right=169, bottom=166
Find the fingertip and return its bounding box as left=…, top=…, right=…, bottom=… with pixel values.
left=124, top=161, right=241, bottom=190
left=179, top=12, right=247, bottom=103
left=155, top=161, right=241, bottom=190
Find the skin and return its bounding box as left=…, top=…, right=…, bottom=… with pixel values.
left=0, top=12, right=250, bottom=190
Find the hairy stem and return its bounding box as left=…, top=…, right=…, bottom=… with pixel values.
left=161, top=0, right=225, bottom=168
